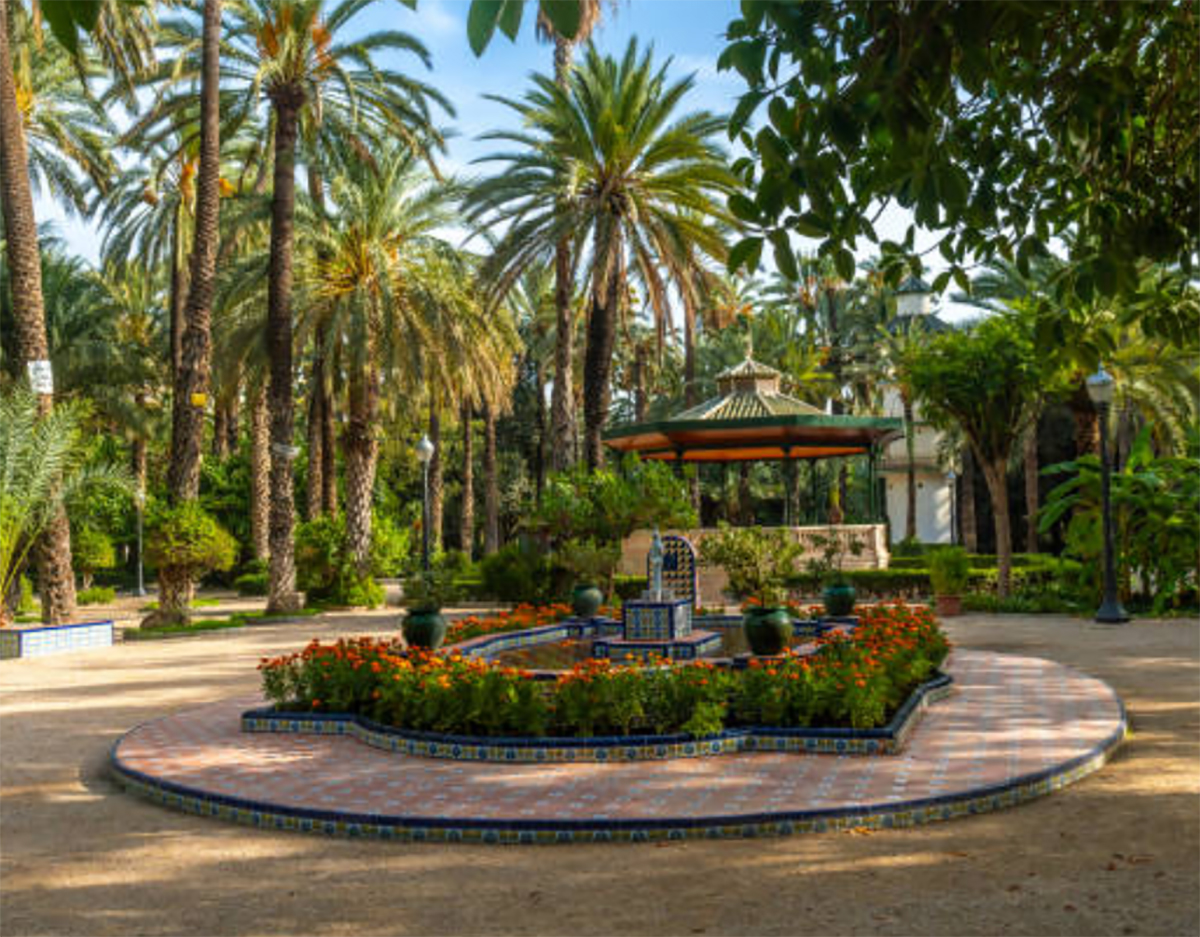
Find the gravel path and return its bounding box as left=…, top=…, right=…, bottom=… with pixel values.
left=1, top=608, right=1197, bottom=936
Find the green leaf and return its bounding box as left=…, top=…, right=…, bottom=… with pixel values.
left=834, top=246, right=856, bottom=282
left=792, top=211, right=828, bottom=238
left=771, top=230, right=798, bottom=281
left=728, top=237, right=764, bottom=275
left=40, top=0, right=102, bottom=53
left=538, top=0, right=581, bottom=40
left=727, top=194, right=760, bottom=224
left=951, top=266, right=970, bottom=294
left=498, top=0, right=524, bottom=40
left=467, top=0, right=505, bottom=55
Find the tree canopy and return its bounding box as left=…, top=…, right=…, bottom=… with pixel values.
left=719, top=1, right=1199, bottom=345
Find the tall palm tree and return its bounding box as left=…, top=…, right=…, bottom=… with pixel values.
left=535, top=0, right=609, bottom=471
left=140, top=0, right=452, bottom=609
left=470, top=40, right=736, bottom=467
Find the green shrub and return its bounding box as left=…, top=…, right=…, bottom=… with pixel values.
left=294, top=514, right=383, bottom=608
left=146, top=503, right=237, bottom=580
left=19, top=575, right=35, bottom=613
left=614, top=575, right=648, bottom=601
left=478, top=540, right=553, bottom=602
left=370, top=511, right=412, bottom=578
left=928, top=546, right=970, bottom=595
left=892, top=537, right=928, bottom=557
left=699, top=525, right=802, bottom=606
left=234, top=572, right=268, bottom=596
left=77, top=585, right=116, bottom=605
left=73, top=525, right=117, bottom=589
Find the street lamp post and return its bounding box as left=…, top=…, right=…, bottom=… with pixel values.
left=416, top=435, right=435, bottom=574
left=135, top=486, right=147, bottom=597
left=1086, top=365, right=1129, bottom=624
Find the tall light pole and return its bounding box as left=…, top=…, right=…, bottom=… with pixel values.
left=134, top=486, right=147, bottom=597
left=416, top=435, right=435, bottom=574
left=1086, top=365, right=1129, bottom=624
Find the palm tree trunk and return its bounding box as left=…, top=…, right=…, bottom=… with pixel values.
left=582, top=231, right=622, bottom=469
left=265, top=94, right=304, bottom=612
left=428, top=394, right=443, bottom=555
left=483, top=401, right=499, bottom=555
left=321, top=384, right=338, bottom=515
left=343, top=365, right=378, bottom=577
left=226, top=388, right=239, bottom=453
left=167, top=0, right=220, bottom=506
left=460, top=402, right=475, bottom=559
left=549, top=36, right=576, bottom=471
left=633, top=344, right=647, bottom=421
left=903, top=392, right=917, bottom=541
left=169, top=221, right=185, bottom=381
left=979, top=456, right=1014, bottom=598
left=533, top=361, right=546, bottom=504
left=960, top=445, right=978, bottom=552
left=250, top=385, right=270, bottom=561
left=0, top=0, right=75, bottom=624
left=306, top=351, right=325, bottom=520
left=683, top=295, right=701, bottom=512
left=1023, top=419, right=1040, bottom=553
left=212, top=404, right=228, bottom=459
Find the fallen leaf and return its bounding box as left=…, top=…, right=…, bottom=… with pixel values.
left=1064, top=904, right=1077, bottom=912
left=1127, top=854, right=1154, bottom=864
left=1007, top=885, right=1021, bottom=892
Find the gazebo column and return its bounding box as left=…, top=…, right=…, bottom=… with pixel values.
left=783, top=447, right=796, bottom=527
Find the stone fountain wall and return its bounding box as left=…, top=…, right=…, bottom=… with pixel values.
left=618, top=525, right=889, bottom=606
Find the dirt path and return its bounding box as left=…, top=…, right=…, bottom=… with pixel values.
left=1, top=611, right=1197, bottom=936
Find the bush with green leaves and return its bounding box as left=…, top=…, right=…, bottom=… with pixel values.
left=928, top=547, right=970, bottom=595
left=72, top=525, right=117, bottom=590
left=478, top=540, right=554, bottom=603
left=77, top=585, right=117, bottom=606
left=698, top=525, right=803, bottom=607
left=294, top=514, right=384, bottom=608
left=370, top=511, right=412, bottom=578
left=143, top=503, right=236, bottom=624
left=1040, top=425, right=1200, bottom=612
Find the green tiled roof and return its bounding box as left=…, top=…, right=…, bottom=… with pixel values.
left=675, top=389, right=826, bottom=422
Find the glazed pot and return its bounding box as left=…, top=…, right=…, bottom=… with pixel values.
left=742, top=605, right=792, bottom=656
left=822, top=582, right=857, bottom=617
left=571, top=583, right=604, bottom=619
left=935, top=594, right=963, bottom=617
left=403, top=608, right=447, bottom=650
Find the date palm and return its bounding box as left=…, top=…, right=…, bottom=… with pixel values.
left=470, top=39, right=737, bottom=467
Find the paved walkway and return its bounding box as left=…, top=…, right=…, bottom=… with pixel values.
left=2, top=610, right=1196, bottom=935
left=110, top=651, right=1123, bottom=841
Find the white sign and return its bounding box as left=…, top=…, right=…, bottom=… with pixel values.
left=27, top=359, right=53, bottom=395
left=270, top=443, right=301, bottom=460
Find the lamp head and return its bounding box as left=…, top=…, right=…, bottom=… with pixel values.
left=416, top=434, right=435, bottom=464
left=1086, top=365, right=1115, bottom=407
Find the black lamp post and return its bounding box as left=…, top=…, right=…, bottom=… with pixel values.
left=1086, top=365, right=1129, bottom=624
left=416, top=435, right=435, bottom=574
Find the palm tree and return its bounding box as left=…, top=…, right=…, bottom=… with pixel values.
left=142, top=0, right=452, bottom=610
left=534, top=0, right=609, bottom=471
left=470, top=39, right=737, bottom=468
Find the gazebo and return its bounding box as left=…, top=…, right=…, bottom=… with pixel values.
left=603, top=353, right=903, bottom=525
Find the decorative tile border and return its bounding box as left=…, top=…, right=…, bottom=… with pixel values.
left=0, top=620, right=114, bottom=660
left=239, top=672, right=953, bottom=762
left=110, top=699, right=1127, bottom=846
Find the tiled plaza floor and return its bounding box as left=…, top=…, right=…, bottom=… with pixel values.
left=111, top=650, right=1124, bottom=838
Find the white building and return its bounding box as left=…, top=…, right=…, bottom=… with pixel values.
left=879, top=277, right=955, bottom=545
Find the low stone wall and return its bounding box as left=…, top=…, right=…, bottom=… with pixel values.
left=619, top=525, right=889, bottom=605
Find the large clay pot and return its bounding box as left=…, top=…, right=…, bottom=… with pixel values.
left=571, top=583, right=604, bottom=619
left=742, top=606, right=792, bottom=656
left=822, top=583, right=857, bottom=617
left=403, top=609, right=447, bottom=650
left=935, top=594, right=963, bottom=617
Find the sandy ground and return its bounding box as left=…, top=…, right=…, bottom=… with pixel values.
left=1, top=603, right=1197, bottom=937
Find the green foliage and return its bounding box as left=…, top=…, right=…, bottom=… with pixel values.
left=928, top=547, right=970, bottom=595
left=804, top=531, right=865, bottom=587
left=370, top=511, right=412, bottom=578
left=145, top=503, right=237, bottom=578
left=199, top=453, right=252, bottom=563
left=478, top=540, right=554, bottom=603
left=76, top=585, right=116, bottom=606
left=294, top=515, right=384, bottom=609
left=465, top=0, right=587, bottom=55
left=1040, top=426, right=1200, bottom=612
left=892, top=537, right=928, bottom=558
left=402, top=569, right=456, bottom=612
left=721, top=1, right=1199, bottom=341
left=18, top=575, right=35, bottom=614
left=531, top=457, right=698, bottom=548
left=0, top=387, right=130, bottom=622
left=699, top=525, right=802, bottom=607
left=234, top=572, right=268, bottom=597
left=553, top=538, right=621, bottom=587
left=72, top=525, right=117, bottom=582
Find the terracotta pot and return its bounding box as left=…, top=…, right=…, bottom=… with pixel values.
left=742, top=606, right=792, bottom=656
left=935, top=594, right=963, bottom=617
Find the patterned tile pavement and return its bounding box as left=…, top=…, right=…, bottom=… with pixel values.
left=110, top=651, right=1126, bottom=842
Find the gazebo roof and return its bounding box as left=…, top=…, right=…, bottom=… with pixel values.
left=604, top=354, right=903, bottom=463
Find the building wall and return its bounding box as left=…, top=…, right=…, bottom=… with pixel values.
left=885, top=471, right=953, bottom=544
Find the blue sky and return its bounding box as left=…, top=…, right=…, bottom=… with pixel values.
left=36, top=0, right=974, bottom=321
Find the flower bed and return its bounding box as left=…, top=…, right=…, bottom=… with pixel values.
left=444, top=602, right=619, bottom=644
left=259, top=603, right=949, bottom=738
